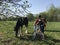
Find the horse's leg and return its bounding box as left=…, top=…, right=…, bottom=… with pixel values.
left=14, top=26, right=19, bottom=37
left=25, top=25, right=28, bottom=34
left=25, top=26, right=28, bottom=33
left=25, top=28, right=28, bottom=34
left=20, top=26, right=23, bottom=37
left=15, top=30, right=18, bottom=37
left=15, top=24, right=20, bottom=37
left=14, top=27, right=19, bottom=37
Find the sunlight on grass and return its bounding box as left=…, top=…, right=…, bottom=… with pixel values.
left=0, top=21, right=60, bottom=45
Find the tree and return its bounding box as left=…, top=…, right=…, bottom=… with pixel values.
left=48, top=4, right=56, bottom=16
left=39, top=12, right=48, bottom=19
left=47, top=4, right=57, bottom=21
left=0, top=0, right=31, bottom=17
left=27, top=13, right=34, bottom=21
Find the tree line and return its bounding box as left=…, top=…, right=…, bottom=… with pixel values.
left=0, top=4, right=60, bottom=22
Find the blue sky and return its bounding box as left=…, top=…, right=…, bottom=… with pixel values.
left=28, top=0, right=60, bottom=14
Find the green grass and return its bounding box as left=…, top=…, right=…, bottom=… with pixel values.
left=0, top=21, right=60, bottom=45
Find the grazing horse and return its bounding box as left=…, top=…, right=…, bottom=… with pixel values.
left=14, top=17, right=28, bottom=37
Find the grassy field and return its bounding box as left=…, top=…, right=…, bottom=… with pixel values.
left=0, top=21, right=60, bottom=45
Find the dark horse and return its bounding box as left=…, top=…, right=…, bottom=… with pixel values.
left=14, top=17, right=28, bottom=37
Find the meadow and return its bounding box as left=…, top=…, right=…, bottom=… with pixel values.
left=0, top=21, right=60, bottom=45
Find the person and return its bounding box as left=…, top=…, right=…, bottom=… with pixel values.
left=38, top=17, right=47, bottom=40
left=42, top=18, right=47, bottom=30
left=40, top=18, right=47, bottom=33
left=34, top=17, right=40, bottom=31
left=32, top=15, right=42, bottom=40
left=33, top=15, right=46, bottom=40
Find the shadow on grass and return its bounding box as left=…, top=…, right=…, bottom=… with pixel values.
left=44, top=35, right=60, bottom=45
left=17, top=33, right=60, bottom=41
left=15, top=32, right=60, bottom=45
left=45, top=30, right=60, bottom=32
left=16, top=33, right=43, bottom=41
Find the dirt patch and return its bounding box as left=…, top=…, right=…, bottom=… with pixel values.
left=0, top=32, right=4, bottom=36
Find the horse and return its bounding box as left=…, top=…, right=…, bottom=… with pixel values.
left=14, top=17, right=28, bottom=37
